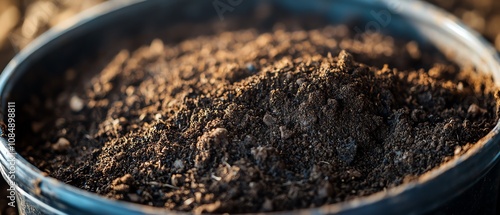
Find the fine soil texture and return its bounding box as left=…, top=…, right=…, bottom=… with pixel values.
left=19, top=20, right=499, bottom=213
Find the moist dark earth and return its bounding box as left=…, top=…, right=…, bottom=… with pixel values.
left=17, top=18, right=499, bottom=214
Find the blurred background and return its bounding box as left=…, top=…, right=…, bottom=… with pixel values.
left=0, top=0, right=498, bottom=214
left=0, top=0, right=104, bottom=72
left=428, top=0, right=500, bottom=49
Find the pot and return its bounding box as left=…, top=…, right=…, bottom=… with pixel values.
left=0, top=0, right=499, bottom=214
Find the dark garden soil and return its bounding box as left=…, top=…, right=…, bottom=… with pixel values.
left=18, top=18, right=499, bottom=213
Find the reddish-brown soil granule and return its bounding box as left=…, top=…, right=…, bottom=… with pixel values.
left=19, top=20, right=498, bottom=213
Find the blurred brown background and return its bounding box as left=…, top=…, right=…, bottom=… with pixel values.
left=0, top=0, right=498, bottom=214
left=428, top=0, right=500, bottom=50
left=0, top=0, right=104, bottom=71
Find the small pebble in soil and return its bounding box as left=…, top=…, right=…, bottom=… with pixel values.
left=69, top=95, right=84, bottom=112
left=173, top=159, right=184, bottom=170
left=51, top=137, right=70, bottom=152
left=467, top=103, right=486, bottom=118
left=246, top=63, right=257, bottom=73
